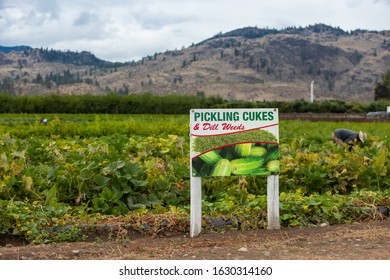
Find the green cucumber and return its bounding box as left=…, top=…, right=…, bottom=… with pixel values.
left=211, top=159, right=232, bottom=176
left=230, top=157, right=265, bottom=175
left=249, top=146, right=267, bottom=157
left=199, top=150, right=222, bottom=165
left=234, top=143, right=252, bottom=157
left=266, top=160, right=279, bottom=173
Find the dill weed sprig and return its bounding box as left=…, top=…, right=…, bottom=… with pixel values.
left=193, top=129, right=277, bottom=153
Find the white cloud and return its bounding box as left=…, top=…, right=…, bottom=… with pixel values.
left=0, top=0, right=389, bottom=62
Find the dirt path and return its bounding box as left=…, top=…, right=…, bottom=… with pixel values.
left=1, top=219, right=390, bottom=260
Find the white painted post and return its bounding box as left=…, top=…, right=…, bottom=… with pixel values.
left=310, top=81, right=315, bottom=102
left=190, top=176, right=202, bottom=237
left=267, top=174, right=280, bottom=229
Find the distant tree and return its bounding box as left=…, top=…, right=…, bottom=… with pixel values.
left=374, top=69, right=390, bottom=100
left=260, top=58, right=267, bottom=68
left=33, top=73, right=44, bottom=84
left=196, top=91, right=205, bottom=98
left=117, top=84, right=129, bottom=95
left=84, top=78, right=93, bottom=84
left=248, top=56, right=255, bottom=68
left=0, top=77, right=15, bottom=94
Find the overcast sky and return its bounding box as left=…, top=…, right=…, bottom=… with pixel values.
left=1, top=0, right=389, bottom=62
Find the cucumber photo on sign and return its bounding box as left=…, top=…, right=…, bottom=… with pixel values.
left=192, top=142, right=279, bottom=177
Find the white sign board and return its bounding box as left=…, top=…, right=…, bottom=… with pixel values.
left=189, top=108, right=280, bottom=237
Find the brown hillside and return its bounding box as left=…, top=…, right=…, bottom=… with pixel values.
left=1, top=25, right=389, bottom=101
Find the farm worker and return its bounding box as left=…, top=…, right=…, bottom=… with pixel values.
left=332, top=128, right=367, bottom=151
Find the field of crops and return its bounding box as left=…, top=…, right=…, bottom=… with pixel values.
left=1, top=114, right=389, bottom=243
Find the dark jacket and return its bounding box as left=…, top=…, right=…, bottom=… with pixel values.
left=333, top=129, right=360, bottom=144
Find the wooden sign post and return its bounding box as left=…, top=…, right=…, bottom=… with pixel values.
left=190, top=108, right=280, bottom=237
left=267, top=174, right=280, bottom=230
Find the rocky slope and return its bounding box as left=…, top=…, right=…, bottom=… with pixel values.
left=1, top=24, right=389, bottom=101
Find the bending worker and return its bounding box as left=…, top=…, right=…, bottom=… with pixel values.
left=332, top=128, right=367, bottom=151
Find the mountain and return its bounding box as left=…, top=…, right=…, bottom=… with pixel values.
left=1, top=24, right=389, bottom=101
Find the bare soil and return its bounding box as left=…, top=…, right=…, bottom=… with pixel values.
left=1, top=219, right=390, bottom=260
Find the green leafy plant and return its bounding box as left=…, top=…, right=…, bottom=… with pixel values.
left=1, top=115, right=390, bottom=243
left=0, top=199, right=71, bottom=243
left=53, top=226, right=86, bottom=243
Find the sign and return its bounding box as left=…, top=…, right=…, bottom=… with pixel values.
left=189, top=108, right=280, bottom=237
left=190, top=108, right=279, bottom=177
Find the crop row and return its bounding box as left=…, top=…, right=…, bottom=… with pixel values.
left=1, top=114, right=390, bottom=242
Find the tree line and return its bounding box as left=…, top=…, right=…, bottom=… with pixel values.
left=0, top=93, right=389, bottom=114
left=0, top=93, right=222, bottom=114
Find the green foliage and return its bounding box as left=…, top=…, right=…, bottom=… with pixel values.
left=0, top=114, right=189, bottom=138
left=0, top=199, right=71, bottom=243
left=0, top=93, right=214, bottom=114
left=280, top=122, right=390, bottom=194
left=0, top=115, right=390, bottom=243
left=279, top=189, right=389, bottom=227
left=203, top=187, right=390, bottom=229
left=0, top=132, right=188, bottom=211
left=218, top=99, right=390, bottom=113
left=52, top=226, right=85, bottom=243
left=1, top=93, right=390, bottom=114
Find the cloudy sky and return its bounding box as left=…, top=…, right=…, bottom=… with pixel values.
left=1, top=0, right=389, bottom=62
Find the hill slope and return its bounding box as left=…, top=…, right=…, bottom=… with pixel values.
left=1, top=24, right=389, bottom=101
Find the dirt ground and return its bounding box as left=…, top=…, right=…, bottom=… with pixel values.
left=1, top=219, right=390, bottom=260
